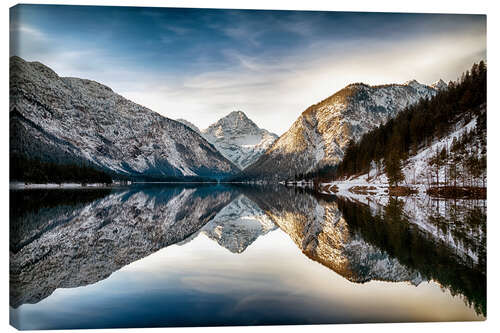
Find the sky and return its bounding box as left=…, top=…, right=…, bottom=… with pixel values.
left=10, top=5, right=486, bottom=135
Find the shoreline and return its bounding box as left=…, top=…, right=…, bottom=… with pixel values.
left=9, top=181, right=258, bottom=189
left=318, top=180, right=486, bottom=200
left=9, top=182, right=123, bottom=190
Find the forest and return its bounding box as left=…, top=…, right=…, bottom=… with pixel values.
left=10, top=154, right=113, bottom=184
left=10, top=153, right=221, bottom=184
left=309, top=61, right=487, bottom=188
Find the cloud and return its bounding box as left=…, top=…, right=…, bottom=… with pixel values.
left=9, top=22, right=50, bottom=58
left=119, top=23, right=485, bottom=135
left=9, top=7, right=486, bottom=136
left=161, top=23, right=192, bottom=36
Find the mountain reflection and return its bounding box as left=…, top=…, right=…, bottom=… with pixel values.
left=244, top=187, right=424, bottom=284
left=10, top=185, right=486, bottom=318
left=244, top=186, right=486, bottom=317
left=10, top=185, right=237, bottom=308
left=179, top=194, right=277, bottom=253
left=335, top=195, right=486, bottom=317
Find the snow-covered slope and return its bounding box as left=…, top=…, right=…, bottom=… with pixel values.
left=10, top=56, right=239, bottom=179
left=200, top=111, right=278, bottom=170
left=324, top=110, right=486, bottom=190
left=242, top=81, right=439, bottom=180
left=431, top=79, right=448, bottom=91
left=176, top=118, right=201, bottom=134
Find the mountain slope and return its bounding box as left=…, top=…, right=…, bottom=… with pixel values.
left=324, top=110, right=486, bottom=190
left=10, top=56, right=239, bottom=181
left=329, top=61, right=486, bottom=185
left=200, top=111, right=278, bottom=170
left=240, top=81, right=440, bottom=180
left=176, top=118, right=201, bottom=134
left=431, top=79, right=448, bottom=91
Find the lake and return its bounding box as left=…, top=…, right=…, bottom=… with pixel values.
left=9, top=184, right=486, bottom=329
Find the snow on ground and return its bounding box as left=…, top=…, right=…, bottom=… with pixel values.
left=320, top=116, right=480, bottom=196
left=320, top=174, right=389, bottom=197
left=314, top=115, right=485, bottom=265
left=10, top=182, right=121, bottom=189
left=403, top=117, right=478, bottom=186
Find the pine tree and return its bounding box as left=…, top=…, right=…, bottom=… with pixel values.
left=384, top=152, right=405, bottom=187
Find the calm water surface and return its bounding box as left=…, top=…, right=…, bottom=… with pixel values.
left=9, top=185, right=486, bottom=329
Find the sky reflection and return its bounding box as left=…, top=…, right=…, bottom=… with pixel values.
left=11, top=228, right=482, bottom=330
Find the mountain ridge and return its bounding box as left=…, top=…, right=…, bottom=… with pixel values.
left=238, top=79, right=441, bottom=180
left=10, top=56, right=239, bottom=181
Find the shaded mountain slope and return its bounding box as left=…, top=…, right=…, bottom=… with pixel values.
left=10, top=56, right=238, bottom=181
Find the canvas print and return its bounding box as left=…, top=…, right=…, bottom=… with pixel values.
left=9, top=4, right=486, bottom=330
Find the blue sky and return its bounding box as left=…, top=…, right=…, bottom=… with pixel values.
left=10, top=5, right=486, bottom=134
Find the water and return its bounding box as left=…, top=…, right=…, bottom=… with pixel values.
left=9, top=185, right=486, bottom=329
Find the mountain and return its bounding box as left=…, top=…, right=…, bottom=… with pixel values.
left=239, top=81, right=439, bottom=180
left=329, top=61, right=486, bottom=185
left=176, top=118, right=201, bottom=134
left=326, top=109, right=486, bottom=190
left=200, top=111, right=278, bottom=170
left=431, top=79, right=448, bottom=91
left=9, top=56, right=239, bottom=181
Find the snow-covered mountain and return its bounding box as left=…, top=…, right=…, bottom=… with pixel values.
left=241, top=81, right=440, bottom=180
left=322, top=106, right=486, bottom=191
left=176, top=118, right=201, bottom=134
left=200, top=111, right=278, bottom=170
left=10, top=56, right=239, bottom=180
left=431, top=79, right=448, bottom=91
left=177, top=112, right=278, bottom=170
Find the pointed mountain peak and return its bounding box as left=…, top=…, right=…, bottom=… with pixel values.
left=431, top=79, right=448, bottom=90
left=224, top=110, right=250, bottom=121
left=201, top=111, right=278, bottom=170
left=211, top=110, right=258, bottom=130
left=404, top=79, right=422, bottom=88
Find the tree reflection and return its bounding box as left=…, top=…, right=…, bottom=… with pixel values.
left=336, top=196, right=486, bottom=316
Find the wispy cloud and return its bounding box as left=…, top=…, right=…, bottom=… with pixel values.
left=123, top=26, right=486, bottom=134
left=161, top=23, right=192, bottom=36
left=9, top=6, right=486, bottom=135
left=10, top=20, right=49, bottom=57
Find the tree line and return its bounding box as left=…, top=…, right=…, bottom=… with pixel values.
left=10, top=154, right=113, bottom=184
left=10, top=153, right=224, bottom=184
